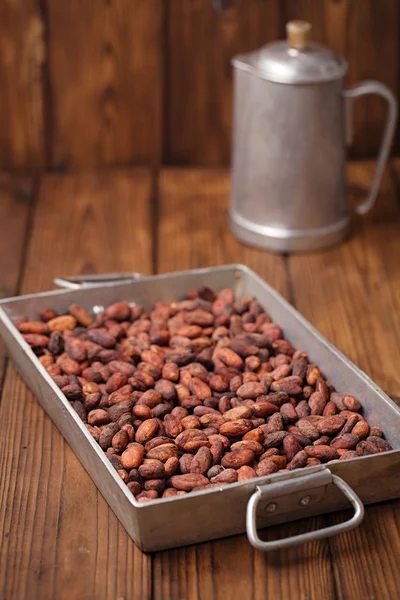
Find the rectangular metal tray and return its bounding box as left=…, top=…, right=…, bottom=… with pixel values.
left=1, top=264, right=400, bottom=552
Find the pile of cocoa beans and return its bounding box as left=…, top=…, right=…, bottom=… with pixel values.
left=15, top=286, right=392, bottom=502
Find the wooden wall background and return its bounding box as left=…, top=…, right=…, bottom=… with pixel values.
left=0, top=0, right=398, bottom=170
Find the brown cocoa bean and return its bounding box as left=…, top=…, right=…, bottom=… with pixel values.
left=330, top=433, right=359, bottom=450
left=48, top=315, right=76, bottom=332
left=343, top=395, right=361, bottom=412
left=369, top=426, right=383, bottom=438
left=295, top=400, right=310, bottom=419
left=108, top=398, right=134, bottom=422
left=305, top=445, right=339, bottom=462
left=163, top=414, right=183, bottom=438
left=306, top=365, right=321, bottom=386
left=330, top=392, right=346, bottom=411
left=133, top=404, right=153, bottom=420
left=263, top=431, right=288, bottom=448
left=87, top=329, right=116, bottom=348
left=231, top=440, right=263, bottom=455
left=313, top=436, right=331, bottom=446
left=339, top=450, right=359, bottom=460
left=252, top=402, right=278, bottom=419
left=243, top=427, right=264, bottom=442
left=283, top=434, right=303, bottom=461
left=236, top=382, right=265, bottom=399
left=340, top=414, right=359, bottom=434
left=288, top=450, right=308, bottom=470
left=121, top=423, right=135, bottom=442
left=121, top=443, right=145, bottom=470
left=171, top=406, right=188, bottom=420
left=136, top=490, right=158, bottom=502
left=216, top=347, right=243, bottom=370
left=112, top=429, right=129, bottom=453
left=99, top=423, right=120, bottom=450
left=210, top=469, right=238, bottom=484
left=221, top=449, right=254, bottom=469
left=69, top=304, right=93, bottom=327
left=367, top=436, right=392, bottom=452
left=265, top=455, right=287, bottom=470
left=169, top=474, right=209, bottom=491
left=88, top=409, right=110, bottom=426
left=190, top=447, right=213, bottom=475
left=280, top=402, right=298, bottom=422
left=256, top=461, right=278, bottom=476
left=237, top=465, right=257, bottom=481
left=308, top=392, right=327, bottom=415
left=317, top=415, right=345, bottom=436
left=137, top=389, right=162, bottom=408
left=297, top=418, right=319, bottom=441
left=176, top=429, right=209, bottom=452
left=65, top=337, right=87, bottom=362
left=162, top=488, right=178, bottom=498
left=356, top=440, right=380, bottom=456
left=323, top=401, right=338, bottom=417
left=164, top=456, right=179, bottom=477
left=223, top=406, right=252, bottom=421
left=16, top=321, right=50, bottom=336
left=154, top=379, right=176, bottom=402
left=219, top=419, right=253, bottom=437
left=162, top=362, right=180, bottom=382
left=135, top=418, right=159, bottom=444
left=139, top=461, right=165, bottom=479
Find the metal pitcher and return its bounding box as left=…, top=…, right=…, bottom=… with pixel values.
left=229, top=21, right=398, bottom=253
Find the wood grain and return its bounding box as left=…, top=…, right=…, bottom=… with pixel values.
left=1, top=162, right=400, bottom=599
left=0, top=0, right=45, bottom=167
left=47, top=0, right=164, bottom=169
left=154, top=167, right=335, bottom=600
left=1, top=0, right=399, bottom=169
left=153, top=522, right=335, bottom=600
left=289, top=162, right=400, bottom=399
left=157, top=168, right=287, bottom=295
left=285, top=0, right=400, bottom=158
left=288, top=160, right=400, bottom=600
left=165, top=0, right=281, bottom=165
left=0, top=169, right=153, bottom=600
left=0, top=175, right=34, bottom=389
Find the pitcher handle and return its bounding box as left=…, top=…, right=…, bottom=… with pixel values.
left=344, top=81, right=398, bottom=215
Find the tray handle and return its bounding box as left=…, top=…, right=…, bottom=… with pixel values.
left=246, top=467, right=364, bottom=552
left=53, top=272, right=143, bottom=290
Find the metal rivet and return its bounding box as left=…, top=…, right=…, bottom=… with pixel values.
left=300, top=495, right=311, bottom=506
left=265, top=502, right=277, bottom=513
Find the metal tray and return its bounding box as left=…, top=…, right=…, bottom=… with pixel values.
left=1, top=265, right=400, bottom=552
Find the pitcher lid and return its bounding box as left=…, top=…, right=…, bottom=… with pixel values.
left=232, top=21, right=347, bottom=84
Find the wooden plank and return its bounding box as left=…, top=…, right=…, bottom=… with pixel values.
left=47, top=0, right=164, bottom=169
left=166, top=0, right=281, bottom=165
left=0, top=175, right=34, bottom=389
left=0, top=169, right=153, bottom=600
left=288, top=160, right=400, bottom=600
left=284, top=0, right=400, bottom=157
left=0, top=1, right=45, bottom=167
left=153, top=168, right=335, bottom=600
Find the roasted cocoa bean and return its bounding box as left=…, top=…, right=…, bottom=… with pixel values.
left=18, top=287, right=391, bottom=501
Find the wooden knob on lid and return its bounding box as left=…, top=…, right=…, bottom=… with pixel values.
left=286, top=20, right=311, bottom=51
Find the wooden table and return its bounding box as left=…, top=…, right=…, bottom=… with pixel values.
left=1, top=160, right=400, bottom=600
